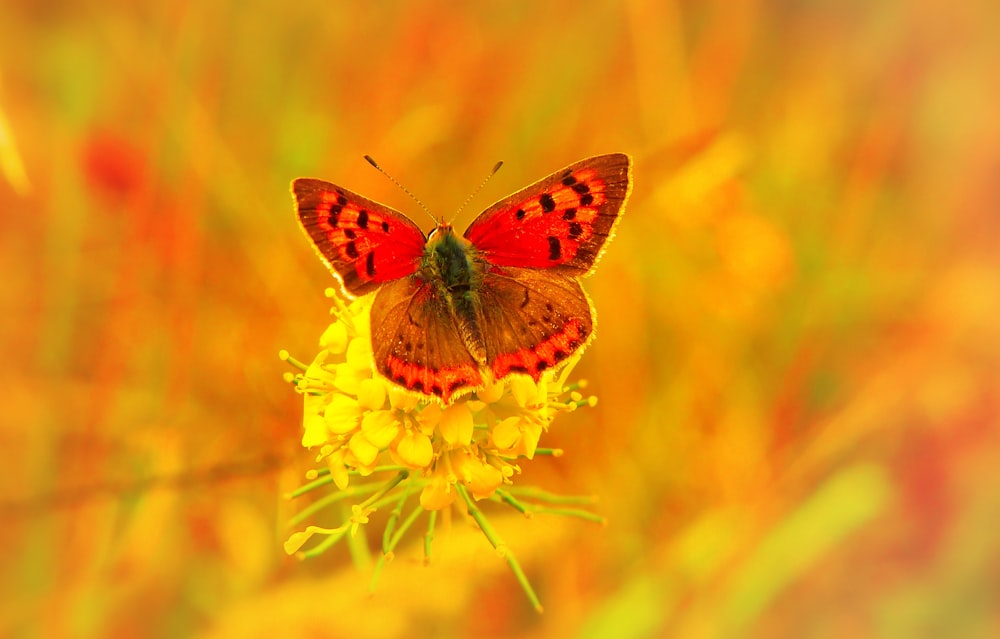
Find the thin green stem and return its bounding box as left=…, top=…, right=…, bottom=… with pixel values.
left=382, top=489, right=412, bottom=553
left=371, top=504, right=426, bottom=593
left=288, top=483, right=383, bottom=527
left=358, top=470, right=409, bottom=511
left=424, top=510, right=437, bottom=562
left=533, top=507, right=606, bottom=524
left=505, top=486, right=598, bottom=505
left=531, top=448, right=561, bottom=456
left=281, top=351, right=309, bottom=371
left=287, top=474, right=334, bottom=499
left=457, top=484, right=543, bottom=613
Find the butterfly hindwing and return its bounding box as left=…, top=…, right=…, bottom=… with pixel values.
left=477, top=266, right=594, bottom=382
left=370, top=277, right=484, bottom=402
left=464, top=153, right=632, bottom=276
left=293, top=178, right=427, bottom=297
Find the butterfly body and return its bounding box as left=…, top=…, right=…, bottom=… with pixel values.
left=294, top=153, right=632, bottom=402
left=416, top=224, right=488, bottom=365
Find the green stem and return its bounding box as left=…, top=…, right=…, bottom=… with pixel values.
left=505, top=486, right=598, bottom=505
left=281, top=351, right=309, bottom=371
left=371, top=504, right=426, bottom=593
left=533, top=507, right=606, bottom=524
left=382, top=489, right=412, bottom=553
left=287, top=474, right=334, bottom=499
left=457, top=484, right=543, bottom=613
left=358, top=470, right=409, bottom=511
left=288, top=483, right=383, bottom=527
left=424, top=510, right=437, bottom=562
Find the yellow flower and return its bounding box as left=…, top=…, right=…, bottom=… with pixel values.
left=283, top=291, right=602, bottom=611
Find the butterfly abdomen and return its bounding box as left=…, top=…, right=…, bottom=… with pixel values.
left=422, top=226, right=488, bottom=365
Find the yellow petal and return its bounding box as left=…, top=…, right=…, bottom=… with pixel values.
left=357, top=378, right=387, bottom=411
left=327, top=449, right=350, bottom=489
left=303, top=350, right=336, bottom=385
left=389, top=387, right=419, bottom=411
left=395, top=431, right=433, bottom=468
left=419, top=476, right=455, bottom=510
left=415, top=402, right=442, bottom=435
left=509, top=376, right=539, bottom=407
left=346, top=336, right=373, bottom=372
left=491, top=416, right=523, bottom=450
left=519, top=421, right=543, bottom=459
left=348, top=432, right=379, bottom=466
left=332, top=363, right=365, bottom=395
left=477, top=380, right=505, bottom=404
left=456, top=453, right=503, bottom=499
left=361, top=410, right=400, bottom=448
left=324, top=394, right=361, bottom=435
left=302, top=413, right=329, bottom=447
left=319, top=321, right=349, bottom=354
left=439, top=403, right=473, bottom=446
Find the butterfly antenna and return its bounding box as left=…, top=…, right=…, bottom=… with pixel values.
left=364, top=155, right=435, bottom=223
left=453, top=161, right=504, bottom=220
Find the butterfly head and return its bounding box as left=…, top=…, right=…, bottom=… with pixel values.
left=426, top=220, right=454, bottom=241
left=422, top=221, right=479, bottom=287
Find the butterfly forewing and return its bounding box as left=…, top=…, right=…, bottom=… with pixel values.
left=476, top=267, right=595, bottom=382
left=293, top=178, right=427, bottom=297
left=464, top=153, right=631, bottom=277
left=370, top=278, right=485, bottom=402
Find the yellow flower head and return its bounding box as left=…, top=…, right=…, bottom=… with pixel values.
left=282, top=290, right=601, bottom=612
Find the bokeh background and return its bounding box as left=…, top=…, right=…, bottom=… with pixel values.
left=3, top=1, right=999, bottom=637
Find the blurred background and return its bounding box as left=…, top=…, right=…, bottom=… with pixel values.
left=2, top=1, right=999, bottom=637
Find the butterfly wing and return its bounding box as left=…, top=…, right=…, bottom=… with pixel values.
left=464, top=153, right=632, bottom=276
left=293, top=178, right=427, bottom=297
left=370, top=277, right=484, bottom=402
left=476, top=267, right=594, bottom=382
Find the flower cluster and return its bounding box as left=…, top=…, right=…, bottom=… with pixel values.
left=281, top=289, right=601, bottom=611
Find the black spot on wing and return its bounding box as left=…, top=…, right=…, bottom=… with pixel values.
left=539, top=193, right=556, bottom=213
left=568, top=222, right=583, bottom=239
left=547, top=237, right=561, bottom=261
left=579, top=193, right=594, bottom=206
left=365, top=251, right=376, bottom=277
left=346, top=242, right=359, bottom=259
left=515, top=208, right=526, bottom=220
left=562, top=208, right=576, bottom=220
left=357, top=210, right=369, bottom=229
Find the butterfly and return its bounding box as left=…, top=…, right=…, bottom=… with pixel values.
left=292, top=153, right=632, bottom=403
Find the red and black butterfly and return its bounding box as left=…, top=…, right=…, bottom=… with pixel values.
left=292, top=153, right=632, bottom=403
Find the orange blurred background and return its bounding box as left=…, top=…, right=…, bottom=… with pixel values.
left=3, top=1, right=1000, bottom=637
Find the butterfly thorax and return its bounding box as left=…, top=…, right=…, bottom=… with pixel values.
left=420, top=225, right=488, bottom=365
